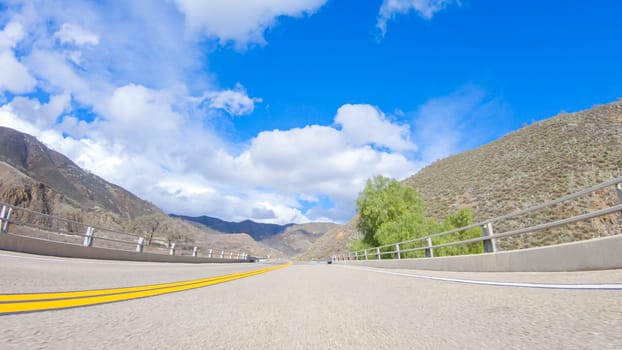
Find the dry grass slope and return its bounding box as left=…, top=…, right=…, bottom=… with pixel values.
left=404, top=101, right=622, bottom=250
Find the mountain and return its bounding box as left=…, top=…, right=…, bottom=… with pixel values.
left=171, top=214, right=338, bottom=257
left=0, top=126, right=272, bottom=256
left=257, top=222, right=339, bottom=257
left=305, top=101, right=622, bottom=258
left=170, top=214, right=291, bottom=240
left=0, top=126, right=159, bottom=219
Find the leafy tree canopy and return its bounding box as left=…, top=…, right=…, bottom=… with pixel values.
left=356, top=175, right=425, bottom=246
left=353, top=175, right=482, bottom=257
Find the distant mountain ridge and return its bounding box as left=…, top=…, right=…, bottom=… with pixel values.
left=170, top=214, right=292, bottom=240
left=171, top=214, right=338, bottom=257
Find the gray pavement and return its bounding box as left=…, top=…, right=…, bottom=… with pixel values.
left=0, top=251, right=268, bottom=293
left=1, top=251, right=621, bottom=349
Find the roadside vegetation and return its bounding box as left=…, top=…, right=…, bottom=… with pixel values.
left=351, top=175, right=482, bottom=258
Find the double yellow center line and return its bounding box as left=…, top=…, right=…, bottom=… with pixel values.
left=0, top=262, right=291, bottom=315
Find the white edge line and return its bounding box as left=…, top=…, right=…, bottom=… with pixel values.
left=338, top=265, right=622, bottom=290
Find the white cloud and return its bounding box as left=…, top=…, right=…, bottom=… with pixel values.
left=54, top=23, right=99, bottom=46
left=0, top=21, right=26, bottom=46
left=335, top=104, right=417, bottom=151
left=0, top=96, right=417, bottom=224
left=0, top=0, right=446, bottom=225
left=103, top=84, right=181, bottom=131
left=4, top=94, right=71, bottom=128
left=0, top=22, right=36, bottom=93
left=173, top=0, right=328, bottom=47
left=25, top=49, right=96, bottom=102
left=204, top=84, right=262, bottom=116
left=377, top=0, right=460, bottom=36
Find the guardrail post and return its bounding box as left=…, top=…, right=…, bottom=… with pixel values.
left=395, top=244, right=401, bottom=260
left=220, top=250, right=224, bottom=259
left=425, top=237, right=434, bottom=258
left=376, top=247, right=381, bottom=259
left=3, top=207, right=11, bottom=233
left=482, top=222, right=496, bottom=253
left=0, top=206, right=12, bottom=233
left=0, top=206, right=6, bottom=228
left=354, top=252, right=358, bottom=260
left=192, top=246, right=198, bottom=257
left=83, top=227, right=94, bottom=247
left=169, top=243, right=176, bottom=255
left=616, top=183, right=622, bottom=205
left=364, top=250, right=368, bottom=260
left=136, top=237, right=145, bottom=252
left=208, top=249, right=213, bottom=258
left=229, top=251, right=233, bottom=259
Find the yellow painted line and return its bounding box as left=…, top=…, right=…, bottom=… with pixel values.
left=0, top=268, right=262, bottom=302
left=0, top=262, right=291, bottom=314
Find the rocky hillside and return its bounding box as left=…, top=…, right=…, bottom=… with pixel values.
left=261, top=222, right=338, bottom=257
left=0, top=127, right=272, bottom=256
left=0, top=126, right=155, bottom=227
left=305, top=101, right=622, bottom=258
left=297, top=221, right=355, bottom=260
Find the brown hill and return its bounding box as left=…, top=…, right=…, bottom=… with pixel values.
left=0, top=126, right=272, bottom=256
left=306, top=101, right=622, bottom=258
left=297, top=220, right=355, bottom=260
left=262, top=222, right=339, bottom=257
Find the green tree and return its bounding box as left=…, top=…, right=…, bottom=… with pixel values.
left=352, top=175, right=484, bottom=259
left=433, top=208, right=483, bottom=256
left=376, top=212, right=441, bottom=258
left=355, top=175, right=425, bottom=247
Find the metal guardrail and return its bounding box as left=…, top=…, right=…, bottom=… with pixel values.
left=0, top=203, right=253, bottom=261
left=336, top=176, right=622, bottom=261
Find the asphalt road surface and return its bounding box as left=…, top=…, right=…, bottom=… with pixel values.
left=1, top=251, right=621, bottom=349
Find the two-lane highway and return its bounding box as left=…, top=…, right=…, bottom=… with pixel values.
left=1, top=251, right=621, bottom=349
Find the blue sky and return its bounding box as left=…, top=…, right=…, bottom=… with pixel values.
left=1, top=0, right=621, bottom=224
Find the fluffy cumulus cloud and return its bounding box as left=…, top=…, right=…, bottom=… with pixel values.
left=204, top=84, right=263, bottom=116
left=0, top=22, right=37, bottom=93
left=173, top=0, right=328, bottom=47
left=335, top=104, right=416, bottom=152
left=54, top=23, right=99, bottom=46
left=1, top=99, right=416, bottom=224
left=0, top=0, right=494, bottom=225
left=377, top=0, right=460, bottom=36
left=0, top=0, right=422, bottom=224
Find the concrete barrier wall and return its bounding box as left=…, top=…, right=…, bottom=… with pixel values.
left=335, top=234, right=622, bottom=272
left=0, top=233, right=245, bottom=264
